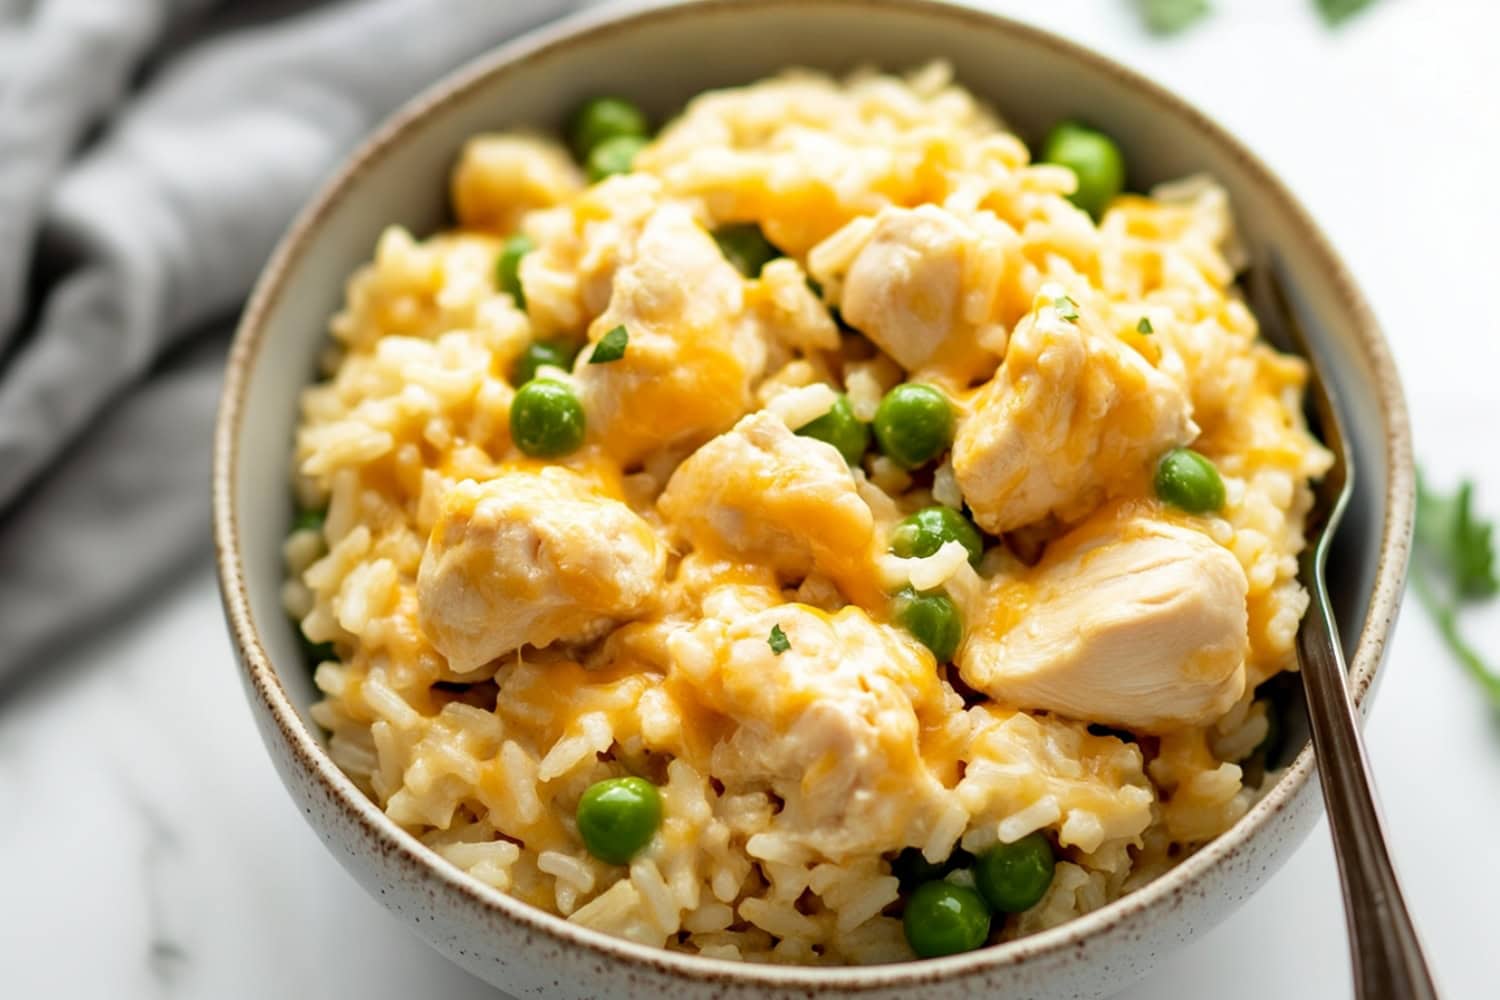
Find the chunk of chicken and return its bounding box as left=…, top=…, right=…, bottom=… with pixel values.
left=666, top=586, right=948, bottom=858
left=959, top=511, right=1249, bottom=732
left=575, top=202, right=768, bottom=465
left=750, top=257, right=840, bottom=357
left=817, top=205, right=999, bottom=381
left=450, top=134, right=584, bottom=233
left=517, top=174, right=663, bottom=336
left=952, top=288, right=1197, bottom=534
left=417, top=468, right=664, bottom=671
left=657, top=411, right=879, bottom=606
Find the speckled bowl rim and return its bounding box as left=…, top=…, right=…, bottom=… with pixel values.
left=213, top=0, right=1414, bottom=990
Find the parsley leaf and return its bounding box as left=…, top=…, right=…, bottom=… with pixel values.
left=1413, top=582, right=1500, bottom=708
left=589, top=325, right=629, bottom=364
left=1053, top=295, right=1079, bottom=322
left=1413, top=471, right=1500, bottom=709
left=1137, top=316, right=1154, bottom=335
left=1417, top=474, right=1498, bottom=599
left=768, top=624, right=790, bottom=655
left=1136, top=0, right=1211, bottom=35
left=1315, top=0, right=1378, bottom=26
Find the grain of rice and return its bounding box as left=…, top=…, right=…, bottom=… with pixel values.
left=931, top=461, right=963, bottom=509
left=568, top=879, right=640, bottom=931
left=539, top=851, right=596, bottom=895
left=765, top=382, right=840, bottom=430
left=468, top=859, right=515, bottom=891
left=328, top=734, right=377, bottom=777
left=441, top=839, right=522, bottom=870
left=1058, top=809, right=1106, bottom=853
left=866, top=455, right=912, bottom=495
left=740, top=898, right=819, bottom=940
left=921, top=801, right=969, bottom=862
left=683, top=901, right=735, bottom=934
left=499, top=741, right=542, bottom=825
left=906, top=540, right=970, bottom=592
left=283, top=529, right=324, bottom=574
left=998, top=795, right=1062, bottom=844
left=746, top=834, right=811, bottom=866
left=362, top=670, right=422, bottom=731
left=835, top=876, right=901, bottom=933
left=710, top=867, right=741, bottom=905
left=538, top=711, right=613, bottom=781
left=631, top=858, right=681, bottom=935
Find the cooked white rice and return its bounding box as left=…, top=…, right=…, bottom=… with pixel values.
left=285, top=63, right=1330, bottom=964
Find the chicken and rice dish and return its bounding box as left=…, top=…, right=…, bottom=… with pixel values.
left=282, top=64, right=1332, bottom=963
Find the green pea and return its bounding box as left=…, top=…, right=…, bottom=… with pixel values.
left=509, top=379, right=586, bottom=458
left=795, top=394, right=870, bottom=466
left=1041, top=121, right=1126, bottom=220
left=712, top=223, right=781, bottom=278
left=902, top=880, right=992, bottom=958
left=292, top=508, right=325, bottom=536
left=872, top=383, right=954, bottom=469
left=893, top=586, right=962, bottom=663
left=890, top=506, right=984, bottom=566
left=1154, top=447, right=1226, bottom=513
left=576, top=776, right=662, bottom=865
left=975, top=832, right=1056, bottom=913
left=586, top=134, right=649, bottom=183
left=568, top=97, right=650, bottom=161
left=513, top=340, right=578, bottom=385
left=496, top=234, right=534, bottom=309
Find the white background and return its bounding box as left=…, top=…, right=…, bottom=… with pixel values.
left=3, top=1, right=1498, bottom=998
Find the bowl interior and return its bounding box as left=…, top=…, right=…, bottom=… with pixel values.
left=221, top=0, right=1405, bottom=984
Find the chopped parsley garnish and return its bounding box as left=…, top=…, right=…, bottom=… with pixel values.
left=1137, top=316, right=1154, bottom=334
left=1053, top=295, right=1079, bottom=322
left=768, top=624, right=791, bottom=655
left=1414, top=472, right=1500, bottom=708
left=589, top=325, right=629, bottom=364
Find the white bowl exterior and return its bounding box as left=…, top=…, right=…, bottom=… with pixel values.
left=217, top=2, right=1409, bottom=997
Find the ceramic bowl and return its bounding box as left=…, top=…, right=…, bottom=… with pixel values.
left=213, top=1, right=1413, bottom=996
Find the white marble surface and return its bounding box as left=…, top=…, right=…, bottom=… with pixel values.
left=4, top=1, right=1499, bottom=997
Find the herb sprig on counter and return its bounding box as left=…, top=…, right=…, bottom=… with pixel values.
left=1136, top=0, right=1210, bottom=35
left=1314, top=0, right=1380, bottom=26
left=1135, top=0, right=1379, bottom=35
left=1414, top=472, right=1500, bottom=708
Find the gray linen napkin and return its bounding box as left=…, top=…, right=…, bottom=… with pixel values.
left=0, top=0, right=586, bottom=680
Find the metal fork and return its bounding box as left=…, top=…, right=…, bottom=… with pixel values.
left=1251, top=262, right=1439, bottom=1000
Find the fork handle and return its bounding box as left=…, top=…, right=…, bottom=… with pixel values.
left=1298, top=572, right=1439, bottom=999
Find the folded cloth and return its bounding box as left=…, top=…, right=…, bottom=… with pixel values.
left=0, top=0, right=586, bottom=680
